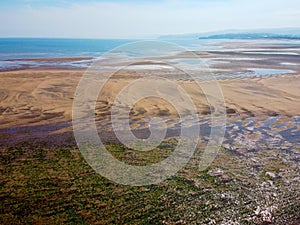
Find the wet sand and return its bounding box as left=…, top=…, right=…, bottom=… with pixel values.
left=0, top=67, right=299, bottom=147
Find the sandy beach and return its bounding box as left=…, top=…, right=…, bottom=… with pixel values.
left=0, top=65, right=299, bottom=147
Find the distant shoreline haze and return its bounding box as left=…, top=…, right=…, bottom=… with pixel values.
left=198, top=33, right=300, bottom=40
left=159, top=28, right=300, bottom=40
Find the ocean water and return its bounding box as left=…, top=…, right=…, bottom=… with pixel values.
left=0, top=38, right=136, bottom=60
left=0, top=38, right=218, bottom=60
left=0, top=38, right=297, bottom=78
left=0, top=38, right=219, bottom=71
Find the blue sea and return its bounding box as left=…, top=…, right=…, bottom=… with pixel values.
left=0, top=38, right=138, bottom=60
left=1, top=38, right=298, bottom=74
left=0, top=38, right=219, bottom=71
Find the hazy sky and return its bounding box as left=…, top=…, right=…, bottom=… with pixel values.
left=1, top=0, right=299, bottom=38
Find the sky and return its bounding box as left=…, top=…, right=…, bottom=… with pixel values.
left=0, top=0, right=300, bottom=38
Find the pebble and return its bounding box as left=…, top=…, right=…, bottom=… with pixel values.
left=266, top=172, right=276, bottom=179
left=208, top=168, right=224, bottom=177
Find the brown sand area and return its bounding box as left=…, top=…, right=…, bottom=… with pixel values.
left=0, top=68, right=299, bottom=136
